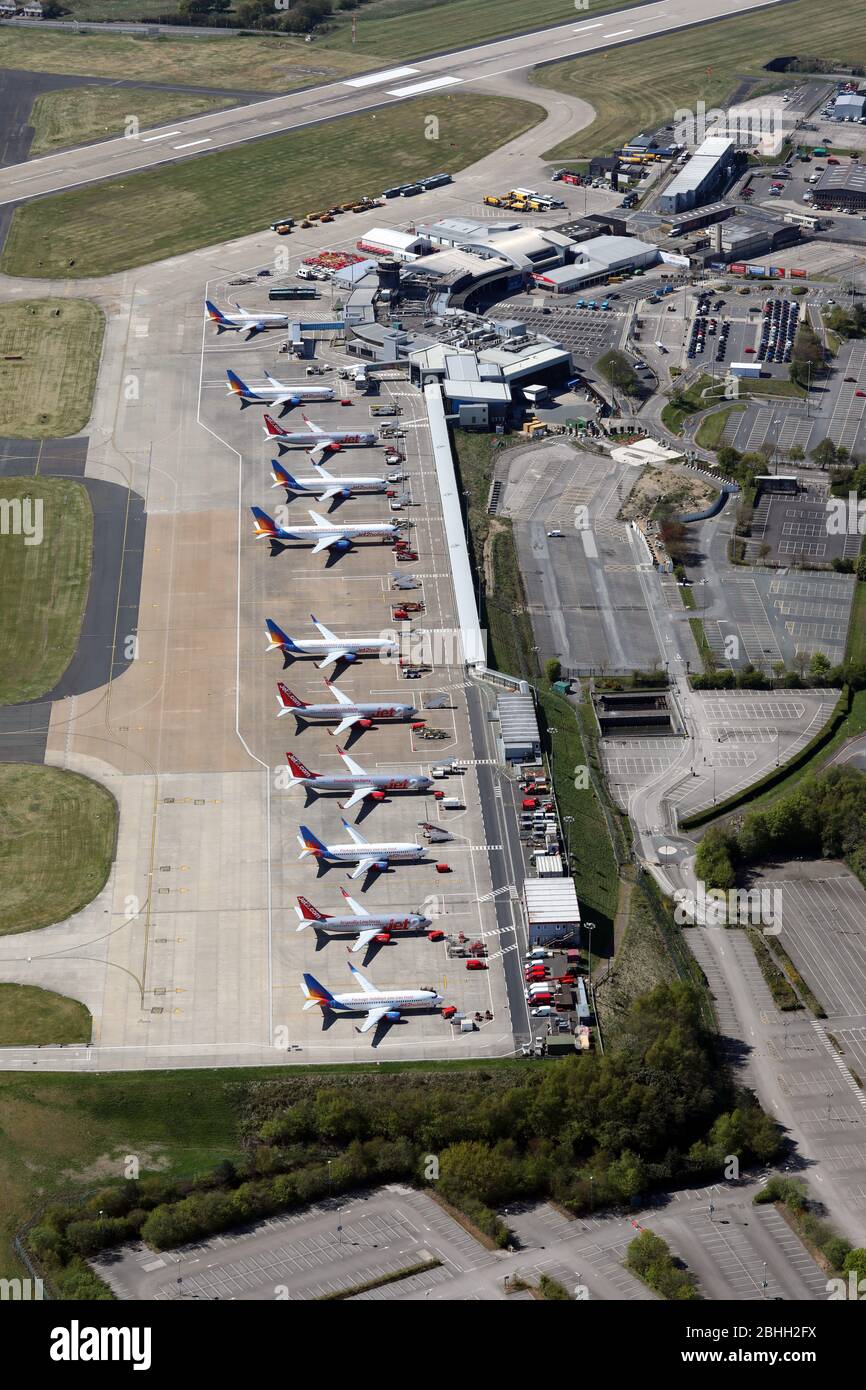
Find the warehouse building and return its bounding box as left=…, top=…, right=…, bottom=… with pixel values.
left=658, top=136, right=735, bottom=214
left=496, top=692, right=541, bottom=763
left=834, top=93, right=866, bottom=122
left=523, top=878, right=581, bottom=947
left=812, top=162, right=866, bottom=212
left=356, top=228, right=428, bottom=261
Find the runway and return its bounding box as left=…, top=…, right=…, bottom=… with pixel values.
left=0, top=0, right=792, bottom=209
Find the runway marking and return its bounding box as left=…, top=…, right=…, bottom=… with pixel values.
left=142, top=131, right=180, bottom=143
left=604, top=28, right=634, bottom=37
left=174, top=138, right=212, bottom=150
left=387, top=76, right=462, bottom=96
left=343, top=67, right=420, bottom=88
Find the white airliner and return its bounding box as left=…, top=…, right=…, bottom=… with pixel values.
left=301, top=961, right=442, bottom=1034
left=251, top=506, right=402, bottom=556
left=298, top=818, right=427, bottom=880
left=226, top=369, right=334, bottom=416
left=276, top=680, right=416, bottom=736
left=206, top=300, right=289, bottom=340
left=285, top=747, right=432, bottom=810
left=264, top=412, right=378, bottom=463
left=295, top=888, right=433, bottom=953
left=265, top=616, right=398, bottom=669
left=270, top=458, right=390, bottom=502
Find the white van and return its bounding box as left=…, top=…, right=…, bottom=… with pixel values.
left=297, top=265, right=316, bottom=280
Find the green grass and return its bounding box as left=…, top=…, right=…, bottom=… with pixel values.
left=451, top=431, right=539, bottom=681
left=0, top=29, right=371, bottom=91
left=0, top=985, right=92, bottom=1046
left=319, top=0, right=636, bottom=61
left=695, top=404, right=746, bottom=451
left=28, top=86, right=233, bottom=156
left=0, top=766, right=117, bottom=936
left=0, top=301, right=104, bottom=437
left=1, top=94, right=543, bottom=280
left=533, top=0, right=866, bottom=159
left=661, top=375, right=713, bottom=436
left=0, top=479, right=92, bottom=705
left=538, top=687, right=620, bottom=959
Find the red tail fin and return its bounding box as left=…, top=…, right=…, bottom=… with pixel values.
left=297, top=895, right=327, bottom=921
left=263, top=413, right=287, bottom=437
left=286, top=751, right=316, bottom=779
left=277, top=683, right=305, bottom=709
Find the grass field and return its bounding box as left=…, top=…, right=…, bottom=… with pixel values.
left=0, top=1059, right=530, bottom=1280
left=695, top=404, right=746, bottom=451
left=1, top=94, right=542, bottom=280
left=0, top=479, right=92, bottom=705
left=0, top=985, right=92, bottom=1046
left=0, top=30, right=371, bottom=91
left=0, top=765, right=117, bottom=936
left=318, top=0, right=633, bottom=59
left=0, top=301, right=104, bottom=436
left=28, top=86, right=232, bottom=156
left=533, top=0, right=866, bottom=159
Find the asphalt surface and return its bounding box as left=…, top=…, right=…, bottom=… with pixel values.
left=0, top=437, right=145, bottom=763
left=0, top=0, right=796, bottom=209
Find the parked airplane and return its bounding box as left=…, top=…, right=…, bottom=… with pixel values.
left=206, top=300, right=289, bottom=340
left=269, top=459, right=390, bottom=503
left=295, top=888, right=433, bottom=953
left=251, top=506, right=402, bottom=556
left=276, top=681, right=417, bottom=736
left=301, top=961, right=442, bottom=1033
left=285, top=747, right=432, bottom=810
left=226, top=370, right=334, bottom=416
left=264, top=412, right=377, bottom=462
left=297, top=818, right=427, bottom=880
left=265, top=616, right=398, bottom=669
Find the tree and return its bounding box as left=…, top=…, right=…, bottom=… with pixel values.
left=843, top=1248, right=866, bottom=1282
left=809, top=651, right=832, bottom=678
left=811, top=438, right=838, bottom=471
left=545, top=657, right=562, bottom=684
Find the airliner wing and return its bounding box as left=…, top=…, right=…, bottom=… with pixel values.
left=317, top=486, right=343, bottom=502
left=310, top=615, right=338, bottom=643
left=337, top=747, right=367, bottom=777
left=317, top=651, right=344, bottom=670
left=342, top=786, right=375, bottom=810
left=341, top=890, right=369, bottom=918
left=332, top=714, right=361, bottom=736
left=357, top=1006, right=389, bottom=1034
left=301, top=414, right=326, bottom=436
left=327, top=681, right=353, bottom=706
left=308, top=509, right=330, bottom=528
left=264, top=371, right=287, bottom=389
left=350, top=929, right=379, bottom=954
left=244, top=321, right=269, bottom=340
left=311, top=535, right=338, bottom=555
left=349, top=857, right=380, bottom=881
left=341, top=819, right=369, bottom=847
left=348, top=964, right=379, bottom=995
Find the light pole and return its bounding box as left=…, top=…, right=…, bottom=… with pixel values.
left=564, top=814, right=574, bottom=869
left=585, top=920, right=596, bottom=1013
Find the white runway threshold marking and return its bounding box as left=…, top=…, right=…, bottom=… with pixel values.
left=387, top=76, right=463, bottom=96
left=142, top=130, right=180, bottom=143
left=174, top=138, right=212, bottom=150
left=581, top=530, right=598, bottom=559
left=343, top=66, right=420, bottom=87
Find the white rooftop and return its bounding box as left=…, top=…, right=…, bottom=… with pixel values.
left=524, top=878, right=581, bottom=924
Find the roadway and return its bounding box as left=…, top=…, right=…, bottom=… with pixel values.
left=0, top=0, right=795, bottom=209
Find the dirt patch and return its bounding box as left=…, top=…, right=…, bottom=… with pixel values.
left=618, top=465, right=717, bottom=523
